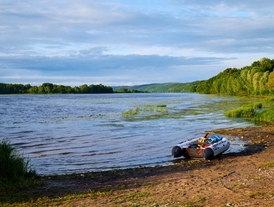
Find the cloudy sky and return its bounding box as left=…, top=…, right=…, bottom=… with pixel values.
left=1, top=0, right=274, bottom=86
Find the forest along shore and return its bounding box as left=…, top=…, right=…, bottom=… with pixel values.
left=20, top=124, right=274, bottom=207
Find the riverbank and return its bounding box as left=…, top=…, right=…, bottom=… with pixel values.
left=2, top=125, right=274, bottom=206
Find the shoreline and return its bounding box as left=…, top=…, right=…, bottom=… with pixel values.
left=40, top=124, right=267, bottom=179
left=3, top=124, right=274, bottom=206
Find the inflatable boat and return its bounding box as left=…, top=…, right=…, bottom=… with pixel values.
left=171, top=134, right=230, bottom=159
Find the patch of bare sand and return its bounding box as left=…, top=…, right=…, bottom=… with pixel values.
left=26, top=125, right=274, bottom=206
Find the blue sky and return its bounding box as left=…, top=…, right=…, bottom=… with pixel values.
left=1, top=0, right=274, bottom=86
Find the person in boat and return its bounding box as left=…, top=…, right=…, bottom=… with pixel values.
left=198, top=137, right=209, bottom=143
left=196, top=137, right=209, bottom=148
left=198, top=133, right=209, bottom=143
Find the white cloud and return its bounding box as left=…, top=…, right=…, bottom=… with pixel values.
left=1, top=0, right=274, bottom=86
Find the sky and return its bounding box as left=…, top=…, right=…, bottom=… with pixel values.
left=1, top=0, right=274, bottom=86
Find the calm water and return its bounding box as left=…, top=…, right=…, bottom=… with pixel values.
left=0, top=93, right=254, bottom=175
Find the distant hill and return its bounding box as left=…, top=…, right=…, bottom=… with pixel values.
left=112, top=81, right=200, bottom=93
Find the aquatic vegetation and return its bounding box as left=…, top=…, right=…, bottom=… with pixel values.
left=225, top=102, right=262, bottom=118
left=122, top=104, right=168, bottom=118
left=225, top=107, right=255, bottom=118
left=224, top=99, right=274, bottom=123
left=122, top=107, right=140, bottom=117
left=121, top=97, right=265, bottom=123
left=156, top=104, right=167, bottom=107
left=253, top=105, right=274, bottom=123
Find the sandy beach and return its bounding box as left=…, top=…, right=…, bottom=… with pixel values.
left=12, top=125, right=274, bottom=206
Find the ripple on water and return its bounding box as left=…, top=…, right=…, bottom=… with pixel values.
left=0, top=93, right=256, bottom=175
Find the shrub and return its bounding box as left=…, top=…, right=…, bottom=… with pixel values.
left=0, top=140, right=37, bottom=189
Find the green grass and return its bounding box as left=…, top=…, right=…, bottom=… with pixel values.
left=122, top=107, right=140, bottom=117
left=259, top=160, right=274, bottom=168
left=225, top=102, right=262, bottom=118
left=225, top=107, right=255, bottom=118
left=0, top=140, right=41, bottom=193
left=114, top=191, right=152, bottom=205
left=224, top=100, right=274, bottom=123
left=253, top=106, right=274, bottom=122
left=122, top=104, right=168, bottom=118
left=1, top=190, right=113, bottom=207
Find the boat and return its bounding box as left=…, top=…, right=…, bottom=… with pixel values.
left=171, top=134, right=230, bottom=159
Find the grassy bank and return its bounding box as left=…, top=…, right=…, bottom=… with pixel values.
left=225, top=98, right=274, bottom=123
left=0, top=141, right=42, bottom=203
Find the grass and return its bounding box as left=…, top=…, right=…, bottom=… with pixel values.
left=253, top=105, right=274, bottom=122
left=1, top=190, right=113, bottom=207
left=121, top=97, right=268, bottom=122
left=121, top=97, right=274, bottom=124
left=0, top=140, right=42, bottom=204
left=224, top=100, right=274, bottom=123
left=233, top=183, right=246, bottom=189
left=259, top=160, right=274, bottom=168
left=0, top=140, right=39, bottom=189
left=114, top=191, right=152, bottom=205
left=122, top=107, right=140, bottom=117
left=122, top=104, right=168, bottom=118
left=224, top=102, right=262, bottom=118
left=249, top=191, right=266, bottom=198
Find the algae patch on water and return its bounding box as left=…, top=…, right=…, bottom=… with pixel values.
left=122, top=104, right=169, bottom=119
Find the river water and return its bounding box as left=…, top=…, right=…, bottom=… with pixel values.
left=0, top=93, right=254, bottom=175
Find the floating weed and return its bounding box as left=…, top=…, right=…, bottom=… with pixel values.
left=156, top=104, right=166, bottom=107
left=122, top=103, right=169, bottom=119
left=122, top=108, right=140, bottom=117
left=156, top=108, right=168, bottom=113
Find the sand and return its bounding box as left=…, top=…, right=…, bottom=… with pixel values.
left=22, top=125, right=274, bottom=206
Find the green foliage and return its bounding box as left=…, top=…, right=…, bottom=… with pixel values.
left=224, top=99, right=274, bottom=123
left=3, top=58, right=274, bottom=95
left=254, top=107, right=274, bottom=123
left=194, top=57, right=274, bottom=95
left=122, top=104, right=168, bottom=118
left=0, top=83, right=114, bottom=94
left=225, top=102, right=262, bottom=118
left=225, top=107, right=255, bottom=118
left=117, top=88, right=144, bottom=93
left=113, top=82, right=200, bottom=93
left=122, top=107, right=140, bottom=117
left=0, top=140, right=38, bottom=190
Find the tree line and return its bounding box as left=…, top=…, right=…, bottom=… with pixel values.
left=192, top=57, right=274, bottom=96
left=0, top=83, right=114, bottom=94
left=2, top=57, right=273, bottom=95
